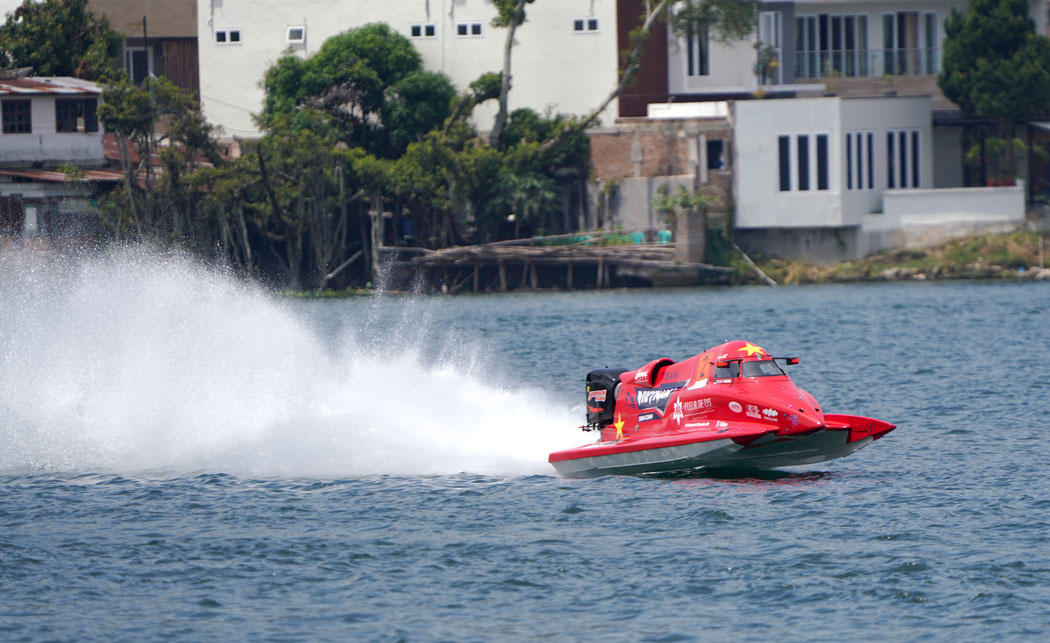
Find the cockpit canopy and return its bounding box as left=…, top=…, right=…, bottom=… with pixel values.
left=714, top=358, right=788, bottom=379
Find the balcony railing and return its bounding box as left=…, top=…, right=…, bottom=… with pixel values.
left=795, top=48, right=942, bottom=79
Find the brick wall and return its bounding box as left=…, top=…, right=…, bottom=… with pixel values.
left=588, top=118, right=732, bottom=181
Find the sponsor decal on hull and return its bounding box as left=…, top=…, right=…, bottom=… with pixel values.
left=625, top=381, right=687, bottom=415
left=683, top=398, right=712, bottom=415
left=728, top=401, right=742, bottom=413
left=638, top=412, right=658, bottom=423
left=746, top=404, right=761, bottom=419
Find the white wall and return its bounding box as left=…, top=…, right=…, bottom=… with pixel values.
left=0, top=95, right=104, bottom=164
left=197, top=0, right=619, bottom=138
left=734, top=97, right=844, bottom=228
left=667, top=34, right=758, bottom=95
left=734, top=95, right=935, bottom=229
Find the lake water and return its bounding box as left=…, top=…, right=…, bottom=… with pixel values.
left=2, top=247, right=1049, bottom=640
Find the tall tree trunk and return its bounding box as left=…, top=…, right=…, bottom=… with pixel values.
left=370, top=190, right=383, bottom=287
left=489, top=0, right=529, bottom=148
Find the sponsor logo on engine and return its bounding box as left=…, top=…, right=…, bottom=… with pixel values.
left=587, top=390, right=607, bottom=402
left=728, top=401, right=742, bottom=413
left=746, top=404, right=761, bottom=419
left=638, top=412, right=657, bottom=422
left=683, top=398, right=712, bottom=414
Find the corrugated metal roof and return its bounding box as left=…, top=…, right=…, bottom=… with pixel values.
left=0, top=169, right=122, bottom=182
left=0, top=77, right=101, bottom=96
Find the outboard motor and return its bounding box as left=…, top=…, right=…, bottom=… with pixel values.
left=585, top=368, right=628, bottom=429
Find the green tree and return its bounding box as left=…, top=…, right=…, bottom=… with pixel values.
left=260, top=23, right=455, bottom=158
left=939, top=0, right=1050, bottom=176
left=0, top=0, right=121, bottom=79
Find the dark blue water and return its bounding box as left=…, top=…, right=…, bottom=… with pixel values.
left=2, top=251, right=1049, bottom=640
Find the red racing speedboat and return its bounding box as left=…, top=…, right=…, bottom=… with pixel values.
left=548, top=340, right=895, bottom=477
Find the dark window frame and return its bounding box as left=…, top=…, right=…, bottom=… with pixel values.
left=55, top=97, right=99, bottom=133
left=1, top=99, right=32, bottom=134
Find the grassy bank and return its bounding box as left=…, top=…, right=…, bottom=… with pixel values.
left=753, top=230, right=1050, bottom=285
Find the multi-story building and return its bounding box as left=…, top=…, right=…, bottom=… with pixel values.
left=195, top=0, right=619, bottom=138
left=89, top=0, right=200, bottom=94
left=600, top=0, right=1044, bottom=261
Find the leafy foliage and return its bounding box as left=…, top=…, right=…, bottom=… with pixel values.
left=939, top=0, right=1050, bottom=173
left=259, top=23, right=454, bottom=158
left=0, top=0, right=121, bottom=79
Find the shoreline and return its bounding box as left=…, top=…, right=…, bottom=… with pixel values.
left=292, top=229, right=1049, bottom=296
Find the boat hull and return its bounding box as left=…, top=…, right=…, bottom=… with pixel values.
left=548, top=415, right=896, bottom=477
left=549, top=437, right=741, bottom=477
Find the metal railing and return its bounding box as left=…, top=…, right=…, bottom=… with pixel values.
left=794, top=48, right=941, bottom=79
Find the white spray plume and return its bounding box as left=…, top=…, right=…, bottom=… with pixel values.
left=0, top=247, right=577, bottom=477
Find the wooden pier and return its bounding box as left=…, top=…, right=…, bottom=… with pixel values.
left=387, top=231, right=734, bottom=292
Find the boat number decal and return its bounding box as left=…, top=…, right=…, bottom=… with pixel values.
left=729, top=401, right=742, bottom=413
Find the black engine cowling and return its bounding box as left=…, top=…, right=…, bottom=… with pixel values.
left=586, top=368, right=627, bottom=428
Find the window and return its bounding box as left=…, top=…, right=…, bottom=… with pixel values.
left=573, top=17, right=599, bottom=32
left=911, top=131, right=920, bottom=188
left=886, top=129, right=921, bottom=189
left=778, top=135, right=791, bottom=191
left=816, top=134, right=829, bottom=190
left=867, top=132, right=874, bottom=189
left=686, top=21, right=709, bottom=76
left=883, top=12, right=939, bottom=75
left=846, top=131, right=875, bottom=191
left=846, top=134, right=852, bottom=189
left=287, top=26, right=305, bottom=43
left=124, top=47, right=152, bottom=84
left=55, top=98, right=98, bottom=133
left=1, top=99, right=31, bottom=134
left=887, top=132, right=895, bottom=188
left=741, top=360, right=787, bottom=378
left=707, top=139, right=724, bottom=170
left=778, top=133, right=830, bottom=192
left=757, top=11, right=782, bottom=83
left=457, top=22, right=482, bottom=37
left=215, top=29, right=241, bottom=44
left=797, top=134, right=810, bottom=191
left=410, top=23, right=436, bottom=38
left=795, top=13, right=868, bottom=78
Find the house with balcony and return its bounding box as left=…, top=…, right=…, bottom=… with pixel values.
left=600, top=0, right=1045, bottom=262
left=0, top=74, right=120, bottom=244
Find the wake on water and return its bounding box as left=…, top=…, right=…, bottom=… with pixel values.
left=0, top=247, right=577, bottom=477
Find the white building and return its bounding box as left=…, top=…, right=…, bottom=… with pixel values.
left=0, top=76, right=105, bottom=166
left=196, top=0, right=620, bottom=138
left=662, top=0, right=1046, bottom=104
left=0, top=76, right=118, bottom=242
